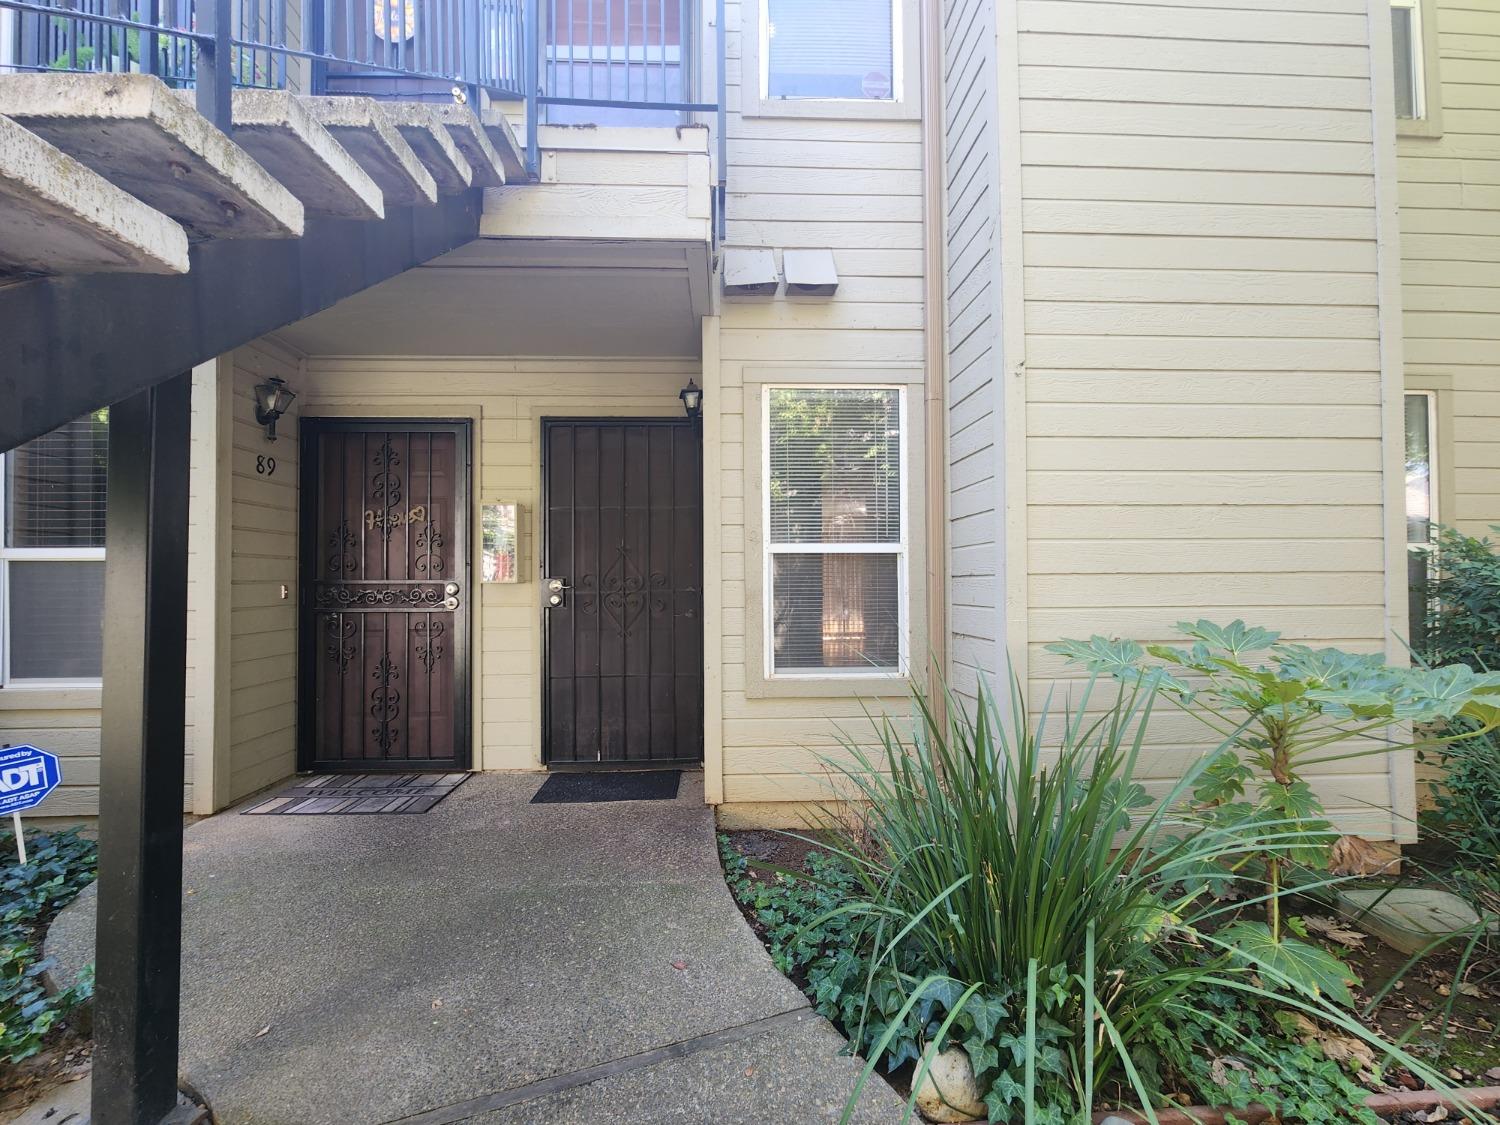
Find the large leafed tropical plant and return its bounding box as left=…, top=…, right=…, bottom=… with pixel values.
left=1048, top=620, right=1500, bottom=974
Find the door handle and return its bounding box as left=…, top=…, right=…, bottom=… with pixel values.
left=545, top=577, right=570, bottom=607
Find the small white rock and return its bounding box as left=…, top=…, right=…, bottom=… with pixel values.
left=914, top=1046, right=987, bottom=1123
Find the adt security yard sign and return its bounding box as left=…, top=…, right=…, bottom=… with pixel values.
left=0, top=745, right=61, bottom=865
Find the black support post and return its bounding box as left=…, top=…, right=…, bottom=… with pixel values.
left=92, top=373, right=193, bottom=1125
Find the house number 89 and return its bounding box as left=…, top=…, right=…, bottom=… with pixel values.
left=256, top=455, right=277, bottom=476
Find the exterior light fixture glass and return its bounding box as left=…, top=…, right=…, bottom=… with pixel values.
left=252, top=376, right=296, bottom=442
left=679, top=378, right=703, bottom=419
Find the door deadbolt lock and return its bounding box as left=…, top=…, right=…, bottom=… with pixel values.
left=548, top=593, right=563, bottom=607
left=445, top=583, right=460, bottom=595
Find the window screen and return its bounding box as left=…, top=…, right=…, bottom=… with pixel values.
left=2, top=410, right=109, bottom=684
left=5, top=412, right=109, bottom=548
left=1392, top=2, right=1418, bottom=119
left=766, top=387, right=903, bottom=675
left=765, top=0, right=895, bottom=101
left=7, top=561, right=106, bottom=680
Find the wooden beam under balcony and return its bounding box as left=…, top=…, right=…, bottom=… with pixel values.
left=0, top=188, right=483, bottom=452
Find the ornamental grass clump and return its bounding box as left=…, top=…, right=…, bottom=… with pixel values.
left=799, top=674, right=1491, bottom=1124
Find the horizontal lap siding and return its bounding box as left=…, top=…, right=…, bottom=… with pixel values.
left=945, top=0, right=1002, bottom=702
left=1016, top=0, right=1402, bottom=833
left=227, top=344, right=302, bottom=803
left=0, top=700, right=102, bottom=818
left=298, top=358, right=692, bottom=773
left=717, top=0, right=928, bottom=815
left=1399, top=0, right=1500, bottom=535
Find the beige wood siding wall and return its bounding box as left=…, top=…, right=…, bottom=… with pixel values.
left=944, top=0, right=1003, bottom=701
left=297, top=357, right=694, bottom=772
left=1009, top=0, right=1411, bottom=835
left=714, top=0, right=931, bottom=825
left=1399, top=0, right=1500, bottom=538
left=224, top=344, right=303, bottom=803
left=0, top=689, right=101, bottom=819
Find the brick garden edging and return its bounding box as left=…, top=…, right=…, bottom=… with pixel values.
left=1081, top=1084, right=1500, bottom=1124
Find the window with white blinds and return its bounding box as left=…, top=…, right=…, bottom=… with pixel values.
left=763, top=0, right=896, bottom=101
left=764, top=386, right=906, bottom=676
left=0, top=411, right=109, bottom=684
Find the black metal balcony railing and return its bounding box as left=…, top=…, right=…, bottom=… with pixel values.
left=0, top=0, right=726, bottom=205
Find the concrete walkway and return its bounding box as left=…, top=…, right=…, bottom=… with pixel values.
left=48, top=774, right=905, bottom=1124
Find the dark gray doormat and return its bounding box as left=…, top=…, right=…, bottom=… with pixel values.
left=242, top=772, right=469, bottom=815
left=530, top=770, right=680, bottom=804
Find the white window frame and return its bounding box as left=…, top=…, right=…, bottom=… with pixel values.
left=0, top=450, right=107, bottom=689
left=1406, top=389, right=1439, bottom=545
left=742, top=0, right=919, bottom=120
left=1392, top=0, right=1425, bottom=119
left=1392, top=0, right=1443, bottom=137
left=761, top=383, right=910, bottom=682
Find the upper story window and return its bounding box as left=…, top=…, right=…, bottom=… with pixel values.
left=1392, top=0, right=1425, bottom=119
left=745, top=0, right=917, bottom=119
left=764, top=0, right=895, bottom=102
left=1391, top=0, right=1443, bottom=136
left=764, top=386, right=906, bottom=677
left=0, top=412, right=109, bottom=686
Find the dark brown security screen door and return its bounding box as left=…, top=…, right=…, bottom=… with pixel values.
left=299, top=421, right=471, bottom=772
left=543, top=420, right=703, bottom=766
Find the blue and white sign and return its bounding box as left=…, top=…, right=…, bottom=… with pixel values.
left=0, top=745, right=61, bottom=816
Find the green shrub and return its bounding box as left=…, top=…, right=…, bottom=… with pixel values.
left=0, top=827, right=97, bottom=1063
left=1051, top=620, right=1500, bottom=944
left=1421, top=525, right=1500, bottom=673
left=723, top=674, right=1490, bottom=1124
left=1417, top=527, right=1500, bottom=877
left=820, top=677, right=1417, bottom=1121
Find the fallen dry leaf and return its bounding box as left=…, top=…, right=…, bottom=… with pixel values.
left=671, top=960, right=687, bottom=970
left=431, top=999, right=443, bottom=1010
left=1329, top=835, right=1399, bottom=876
left=253, top=1026, right=270, bottom=1038
left=1283, top=1011, right=1376, bottom=1071
left=1304, top=915, right=1368, bottom=949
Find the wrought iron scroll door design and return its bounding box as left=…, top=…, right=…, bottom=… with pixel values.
left=300, top=421, right=471, bottom=771
left=542, top=420, right=704, bottom=766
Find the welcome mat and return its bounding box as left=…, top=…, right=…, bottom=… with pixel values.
left=242, top=772, right=469, bottom=815
left=530, top=770, right=680, bottom=804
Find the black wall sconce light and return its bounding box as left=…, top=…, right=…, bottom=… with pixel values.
left=679, top=378, right=703, bottom=419
left=253, top=376, right=297, bottom=442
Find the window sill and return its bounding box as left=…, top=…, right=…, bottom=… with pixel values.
left=1397, top=115, right=1443, bottom=140
left=745, top=671, right=913, bottom=699
left=742, top=96, right=919, bottom=122
left=0, top=685, right=103, bottom=711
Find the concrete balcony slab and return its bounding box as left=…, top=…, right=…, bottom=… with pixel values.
left=483, top=116, right=528, bottom=182
left=0, top=74, right=303, bottom=241
left=381, top=103, right=474, bottom=193
left=230, top=90, right=385, bottom=221
left=302, top=96, right=438, bottom=206
left=429, top=103, right=508, bottom=187
left=0, top=113, right=190, bottom=276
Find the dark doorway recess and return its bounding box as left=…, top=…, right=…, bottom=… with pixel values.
left=299, top=419, right=472, bottom=772
left=542, top=419, right=704, bottom=768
